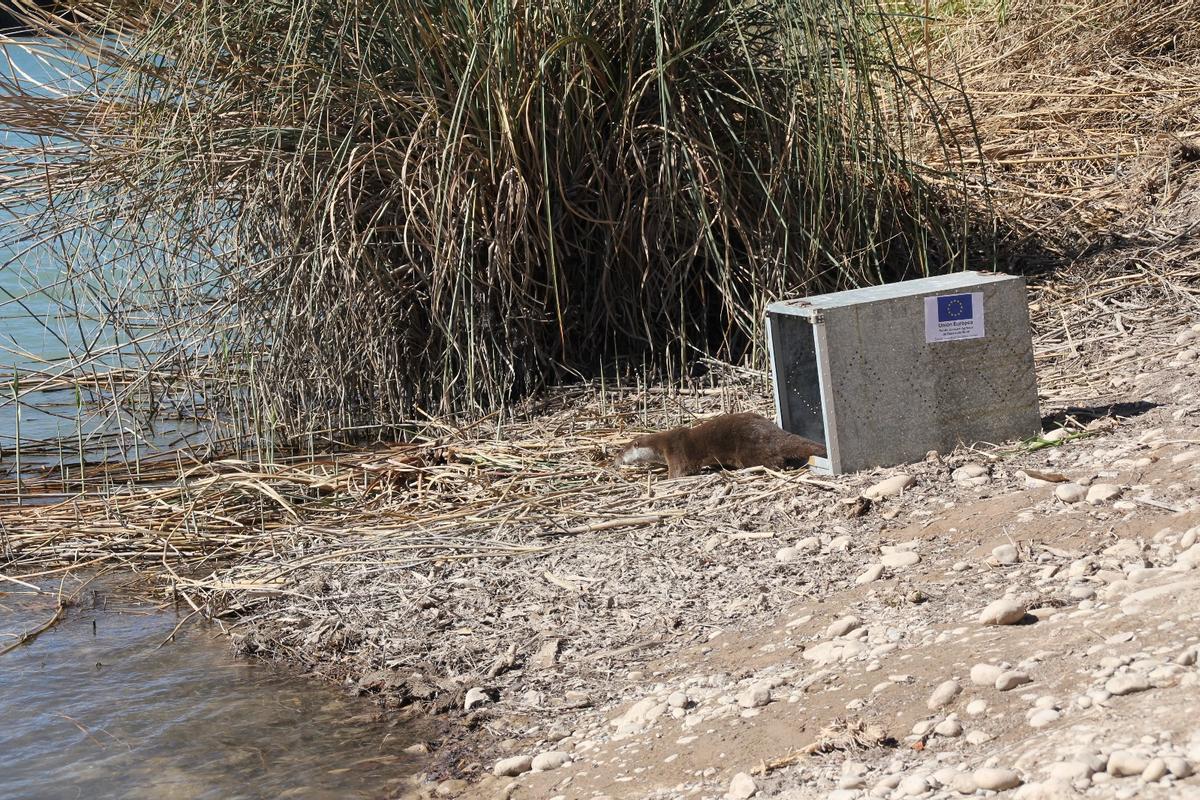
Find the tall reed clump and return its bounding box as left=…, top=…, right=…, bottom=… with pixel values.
left=0, top=0, right=984, bottom=443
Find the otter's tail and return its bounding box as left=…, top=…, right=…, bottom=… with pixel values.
left=779, top=434, right=826, bottom=461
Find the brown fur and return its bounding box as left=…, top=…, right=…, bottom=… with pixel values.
left=613, top=412, right=826, bottom=478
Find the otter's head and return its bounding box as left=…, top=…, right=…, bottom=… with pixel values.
left=612, top=436, right=664, bottom=468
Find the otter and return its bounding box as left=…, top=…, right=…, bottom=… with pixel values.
left=613, top=412, right=826, bottom=478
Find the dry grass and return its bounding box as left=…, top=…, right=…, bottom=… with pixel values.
left=0, top=0, right=980, bottom=443
left=918, top=0, right=1200, bottom=250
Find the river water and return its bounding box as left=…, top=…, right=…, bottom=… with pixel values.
left=1, top=580, right=433, bottom=800
left=0, top=43, right=434, bottom=800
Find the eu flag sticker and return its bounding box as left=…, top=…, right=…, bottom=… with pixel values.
left=925, top=291, right=984, bottom=343
left=937, top=294, right=972, bottom=322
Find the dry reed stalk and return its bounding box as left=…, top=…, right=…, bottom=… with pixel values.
left=0, top=0, right=980, bottom=445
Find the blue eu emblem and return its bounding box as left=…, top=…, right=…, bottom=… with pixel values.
left=937, top=294, right=973, bottom=322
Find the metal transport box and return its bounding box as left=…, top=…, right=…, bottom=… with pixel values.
left=766, top=271, right=1040, bottom=475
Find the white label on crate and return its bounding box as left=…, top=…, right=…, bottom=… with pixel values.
left=924, top=292, right=985, bottom=343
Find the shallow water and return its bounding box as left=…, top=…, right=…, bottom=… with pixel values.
left=0, top=581, right=431, bottom=800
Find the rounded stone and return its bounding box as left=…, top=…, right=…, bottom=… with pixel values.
left=912, top=718, right=937, bottom=736
left=493, top=755, right=533, bottom=777
left=863, top=474, right=916, bottom=500
left=1107, top=751, right=1149, bottom=777
left=991, top=544, right=1019, bottom=565
left=1028, top=708, right=1061, bottom=728
left=934, top=718, right=963, bottom=737
left=1046, top=761, right=1094, bottom=782
left=972, top=767, right=1022, bottom=791
left=1086, top=483, right=1123, bottom=505
left=531, top=751, right=571, bottom=771
left=995, top=670, right=1033, bottom=691
left=826, top=615, right=861, bottom=638
left=435, top=778, right=469, bottom=797
left=1141, top=758, right=1168, bottom=782
left=979, top=597, right=1027, bottom=626
left=856, top=564, right=885, bottom=584
left=928, top=679, right=962, bottom=710
left=881, top=551, right=920, bottom=569
left=795, top=536, right=820, bottom=552
left=465, top=686, right=493, bottom=710
left=953, top=464, right=989, bottom=486
left=728, top=771, right=757, bottom=799
left=1055, top=482, right=1086, bottom=503
left=970, top=663, right=1004, bottom=686
left=1042, top=428, right=1070, bottom=442
left=737, top=684, right=771, bottom=708
left=1105, top=673, right=1150, bottom=696
left=898, top=774, right=930, bottom=797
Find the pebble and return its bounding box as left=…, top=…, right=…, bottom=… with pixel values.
left=493, top=755, right=533, bottom=777
left=1106, top=751, right=1149, bottom=777
left=856, top=564, right=885, bottom=584
left=1165, top=757, right=1193, bottom=778
left=465, top=687, right=492, bottom=711
left=667, top=691, right=689, bottom=708
left=794, top=535, right=820, bottom=553
left=531, top=751, right=571, bottom=771
left=965, top=730, right=992, bottom=745
left=898, top=774, right=930, bottom=796
left=802, top=639, right=866, bottom=664
left=912, top=718, right=937, bottom=737
left=973, top=768, right=1022, bottom=791
left=1086, top=483, right=1123, bottom=505
left=996, top=670, right=1033, bottom=691
left=1141, top=758, right=1168, bottom=782
left=979, top=597, right=1028, bottom=626
left=435, top=778, right=468, bottom=797
left=737, top=684, right=772, bottom=708
left=775, top=546, right=799, bottom=562
left=970, top=663, right=1004, bottom=686
left=728, top=772, right=757, bottom=799
left=826, top=616, right=861, bottom=638
left=863, top=474, right=916, bottom=500
left=928, top=680, right=962, bottom=710
left=1055, top=482, right=1086, bottom=503
left=1042, top=428, right=1070, bottom=443
left=1027, top=708, right=1060, bottom=728
left=1105, top=673, right=1150, bottom=696
left=966, top=699, right=988, bottom=715
left=991, top=544, right=1019, bottom=565
left=1046, top=761, right=1094, bottom=782
left=934, top=718, right=963, bottom=737
left=881, top=551, right=920, bottom=569
left=953, top=464, right=990, bottom=486
left=934, top=768, right=977, bottom=794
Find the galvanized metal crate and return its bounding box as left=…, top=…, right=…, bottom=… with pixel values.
left=766, top=272, right=1041, bottom=475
